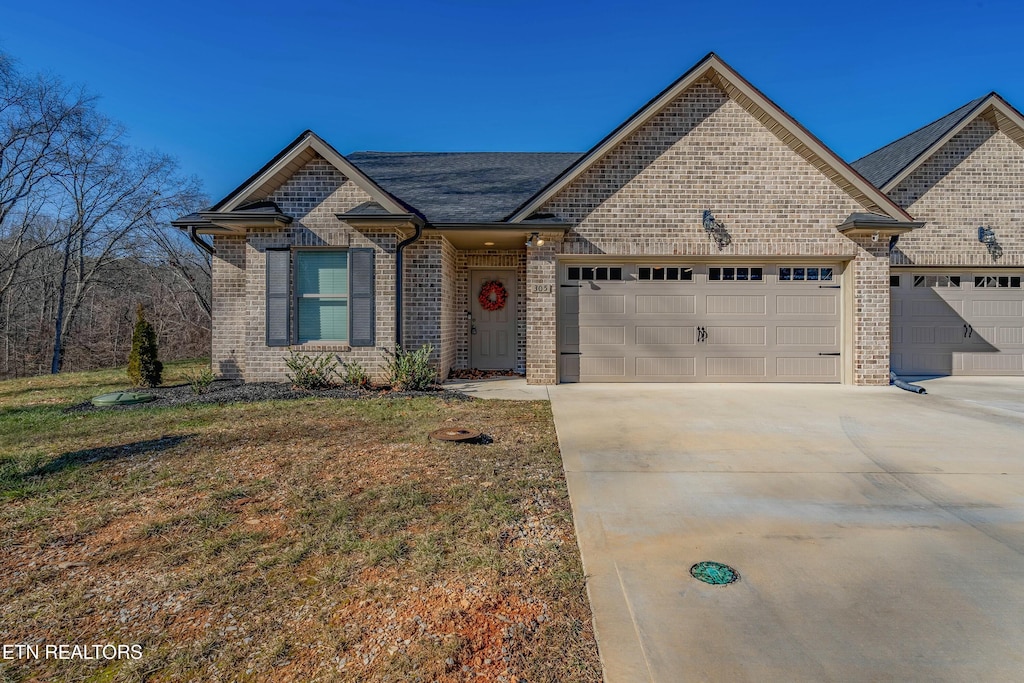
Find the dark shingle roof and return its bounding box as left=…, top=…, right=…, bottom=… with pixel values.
left=851, top=96, right=988, bottom=189
left=346, top=152, right=584, bottom=223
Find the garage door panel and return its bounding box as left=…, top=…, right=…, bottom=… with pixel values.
left=777, top=326, right=837, bottom=346
left=706, top=357, right=766, bottom=378
left=705, top=326, right=766, bottom=345
left=997, top=327, right=1024, bottom=345
left=973, top=300, right=1023, bottom=317
left=777, top=356, right=839, bottom=379
left=579, top=326, right=625, bottom=345
left=635, top=295, right=695, bottom=314
left=911, top=299, right=962, bottom=317
left=563, top=325, right=580, bottom=345
left=776, top=295, right=838, bottom=315
left=636, top=357, right=696, bottom=377
left=580, top=295, right=624, bottom=314
left=580, top=356, right=625, bottom=377
left=635, top=326, right=696, bottom=345
left=960, top=353, right=1024, bottom=372
left=707, top=295, right=766, bottom=315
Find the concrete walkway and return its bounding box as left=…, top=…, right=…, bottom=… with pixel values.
left=444, top=376, right=550, bottom=401
left=549, top=380, right=1024, bottom=682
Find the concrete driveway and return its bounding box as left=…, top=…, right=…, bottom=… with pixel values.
left=549, top=378, right=1024, bottom=682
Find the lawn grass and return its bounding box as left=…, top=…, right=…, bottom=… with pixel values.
left=0, top=365, right=601, bottom=682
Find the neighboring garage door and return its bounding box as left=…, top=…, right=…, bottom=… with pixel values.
left=891, top=270, right=1024, bottom=376
left=558, top=263, right=842, bottom=382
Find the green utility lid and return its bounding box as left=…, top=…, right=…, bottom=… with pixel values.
left=90, top=391, right=156, bottom=407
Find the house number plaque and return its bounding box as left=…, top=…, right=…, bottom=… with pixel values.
left=532, top=284, right=553, bottom=294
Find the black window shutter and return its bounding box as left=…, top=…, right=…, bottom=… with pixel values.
left=265, top=249, right=291, bottom=347
left=349, top=248, right=375, bottom=346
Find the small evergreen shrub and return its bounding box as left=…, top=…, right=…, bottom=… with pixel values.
left=285, top=352, right=339, bottom=390
left=341, top=361, right=372, bottom=388
left=127, top=304, right=163, bottom=387
left=185, top=367, right=216, bottom=394
left=383, top=344, right=436, bottom=391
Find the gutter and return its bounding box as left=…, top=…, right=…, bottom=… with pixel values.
left=188, top=226, right=216, bottom=255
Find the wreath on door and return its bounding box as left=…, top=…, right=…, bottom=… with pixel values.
left=478, top=280, right=508, bottom=312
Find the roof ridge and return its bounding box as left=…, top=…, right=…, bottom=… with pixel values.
left=348, top=150, right=584, bottom=156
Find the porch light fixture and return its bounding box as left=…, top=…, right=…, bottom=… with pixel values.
left=701, top=210, right=732, bottom=250
left=484, top=241, right=495, bottom=246
left=979, top=225, right=1003, bottom=260
left=525, top=232, right=545, bottom=248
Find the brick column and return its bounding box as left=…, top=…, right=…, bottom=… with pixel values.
left=850, top=236, right=891, bottom=385
left=526, top=242, right=559, bottom=385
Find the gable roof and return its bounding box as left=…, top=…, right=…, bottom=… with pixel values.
left=210, top=130, right=416, bottom=216
left=851, top=93, right=1024, bottom=192
left=347, top=152, right=583, bottom=223
left=507, top=52, right=914, bottom=223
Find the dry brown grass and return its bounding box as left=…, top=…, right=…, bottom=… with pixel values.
left=0, top=370, right=601, bottom=682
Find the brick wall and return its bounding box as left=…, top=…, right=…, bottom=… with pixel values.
left=211, top=235, right=246, bottom=378
left=210, top=154, right=398, bottom=382
left=849, top=236, right=892, bottom=385
left=888, top=117, right=1024, bottom=266
left=535, top=77, right=888, bottom=385
left=526, top=243, right=559, bottom=384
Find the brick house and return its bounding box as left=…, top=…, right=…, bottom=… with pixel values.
left=174, top=53, right=1024, bottom=385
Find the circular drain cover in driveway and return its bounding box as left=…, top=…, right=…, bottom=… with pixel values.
left=690, top=561, right=738, bottom=585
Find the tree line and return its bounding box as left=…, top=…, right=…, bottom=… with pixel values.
left=0, top=52, right=209, bottom=379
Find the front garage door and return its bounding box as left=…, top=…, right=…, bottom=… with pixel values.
left=891, top=270, right=1024, bottom=376
left=559, top=263, right=841, bottom=382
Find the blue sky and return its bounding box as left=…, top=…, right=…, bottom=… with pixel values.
left=2, top=0, right=1022, bottom=203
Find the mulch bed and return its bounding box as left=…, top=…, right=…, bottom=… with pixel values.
left=447, top=369, right=524, bottom=380
left=64, top=380, right=470, bottom=413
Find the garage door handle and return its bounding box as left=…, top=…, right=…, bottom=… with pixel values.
left=560, top=352, right=582, bottom=355
left=560, top=284, right=582, bottom=288
left=818, top=352, right=841, bottom=356
left=818, top=285, right=841, bottom=289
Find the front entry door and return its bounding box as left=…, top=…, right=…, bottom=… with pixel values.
left=471, top=269, right=516, bottom=370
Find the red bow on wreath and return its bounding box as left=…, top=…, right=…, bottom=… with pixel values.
left=478, top=281, right=508, bottom=312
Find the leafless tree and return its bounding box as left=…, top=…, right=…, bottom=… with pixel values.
left=0, top=53, right=92, bottom=304
left=48, top=112, right=204, bottom=373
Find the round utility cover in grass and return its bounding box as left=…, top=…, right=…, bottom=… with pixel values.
left=90, top=391, right=156, bottom=407
left=690, top=561, right=738, bottom=585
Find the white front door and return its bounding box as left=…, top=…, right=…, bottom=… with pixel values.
left=471, top=270, right=516, bottom=370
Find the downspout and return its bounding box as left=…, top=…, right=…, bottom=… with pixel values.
left=395, top=223, right=423, bottom=349
left=189, top=226, right=216, bottom=255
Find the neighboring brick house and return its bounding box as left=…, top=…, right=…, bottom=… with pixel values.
left=174, top=53, right=1023, bottom=385
left=853, top=93, right=1024, bottom=376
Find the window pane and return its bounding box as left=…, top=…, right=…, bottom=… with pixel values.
left=750, top=268, right=763, bottom=281
left=681, top=268, right=693, bottom=281
left=949, top=276, right=961, bottom=287
left=666, top=268, right=678, bottom=280
left=1013, top=277, right=1021, bottom=288
left=709, top=268, right=721, bottom=281
left=298, top=299, right=348, bottom=343
left=821, top=268, right=833, bottom=282
left=890, top=275, right=900, bottom=287
left=914, top=275, right=927, bottom=287
left=723, top=268, right=735, bottom=281
left=568, top=267, right=580, bottom=280
left=793, top=268, right=805, bottom=281
left=595, top=268, right=608, bottom=281
left=296, top=251, right=347, bottom=296
left=807, top=268, right=819, bottom=281
left=638, top=267, right=650, bottom=280
left=581, top=267, right=594, bottom=280
left=610, top=267, right=622, bottom=280
left=779, top=267, right=791, bottom=281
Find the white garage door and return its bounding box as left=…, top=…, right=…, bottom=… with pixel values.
left=558, top=263, right=842, bottom=382
left=891, top=270, right=1024, bottom=376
